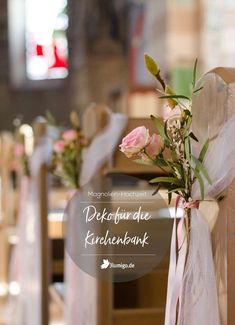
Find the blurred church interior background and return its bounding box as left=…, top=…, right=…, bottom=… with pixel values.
left=0, top=0, right=235, bottom=324
left=1, top=0, right=235, bottom=130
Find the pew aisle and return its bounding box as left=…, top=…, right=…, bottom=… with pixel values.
left=101, top=122, right=173, bottom=325
left=0, top=132, right=14, bottom=325
left=0, top=107, right=175, bottom=325
left=0, top=119, right=64, bottom=325
left=0, top=133, right=15, bottom=294
left=47, top=106, right=173, bottom=325
left=63, top=108, right=174, bottom=325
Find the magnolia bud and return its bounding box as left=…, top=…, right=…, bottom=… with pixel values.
left=144, top=54, right=159, bottom=76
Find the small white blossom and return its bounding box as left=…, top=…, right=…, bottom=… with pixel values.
left=174, top=169, right=182, bottom=179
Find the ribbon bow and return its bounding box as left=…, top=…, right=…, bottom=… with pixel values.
left=176, top=195, right=200, bottom=210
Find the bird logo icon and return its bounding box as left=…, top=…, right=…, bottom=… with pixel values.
left=101, top=259, right=110, bottom=269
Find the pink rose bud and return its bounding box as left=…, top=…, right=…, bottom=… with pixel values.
left=54, top=140, right=65, bottom=153
left=119, top=126, right=150, bottom=158
left=146, top=134, right=161, bottom=158
left=14, top=143, right=24, bottom=157
left=62, top=129, right=77, bottom=142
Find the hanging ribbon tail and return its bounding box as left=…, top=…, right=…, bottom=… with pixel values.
left=165, top=218, right=177, bottom=325
left=165, top=209, right=188, bottom=325
left=177, top=209, right=220, bottom=325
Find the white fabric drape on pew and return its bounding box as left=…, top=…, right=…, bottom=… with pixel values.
left=177, top=73, right=235, bottom=325
left=8, top=136, right=52, bottom=325
left=65, top=112, right=127, bottom=324
left=8, top=112, right=127, bottom=324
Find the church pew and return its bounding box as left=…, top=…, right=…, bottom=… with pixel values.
left=33, top=119, right=50, bottom=325
left=0, top=132, right=15, bottom=296
left=192, top=67, right=235, bottom=325
left=43, top=107, right=172, bottom=324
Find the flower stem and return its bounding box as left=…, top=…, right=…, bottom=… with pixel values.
left=144, top=149, right=168, bottom=175
left=155, top=71, right=166, bottom=91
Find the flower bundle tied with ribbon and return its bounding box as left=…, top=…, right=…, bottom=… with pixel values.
left=50, top=111, right=87, bottom=189
left=119, top=55, right=215, bottom=324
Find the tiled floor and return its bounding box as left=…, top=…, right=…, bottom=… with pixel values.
left=0, top=296, right=65, bottom=325
left=0, top=298, right=7, bottom=325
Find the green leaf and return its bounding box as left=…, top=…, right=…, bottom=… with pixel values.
left=197, top=174, right=205, bottom=200
left=144, top=54, right=159, bottom=76
left=149, top=176, right=183, bottom=185
left=184, top=116, right=192, bottom=135
left=164, top=160, right=176, bottom=176
left=192, top=58, right=198, bottom=88
left=174, top=163, right=185, bottom=180
left=193, top=139, right=210, bottom=182
left=152, top=184, right=161, bottom=196
left=191, top=155, right=212, bottom=185
left=199, top=138, right=209, bottom=163
left=189, top=132, right=199, bottom=142
left=185, top=172, right=189, bottom=192
left=171, top=149, right=178, bottom=162
left=154, top=158, right=168, bottom=167
left=168, top=192, right=172, bottom=204
left=193, top=86, right=203, bottom=94
left=185, top=137, right=191, bottom=163
left=167, top=187, right=186, bottom=193
left=151, top=115, right=164, bottom=135
left=164, top=120, right=170, bottom=140
left=159, top=94, right=190, bottom=100
left=134, top=159, right=154, bottom=166
left=151, top=115, right=170, bottom=145
left=164, top=160, right=183, bottom=180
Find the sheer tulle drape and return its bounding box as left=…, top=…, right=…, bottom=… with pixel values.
left=177, top=78, right=235, bottom=324
left=165, top=71, right=235, bottom=325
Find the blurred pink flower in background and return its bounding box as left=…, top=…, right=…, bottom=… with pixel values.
left=54, top=140, right=65, bottom=153
left=146, top=134, right=162, bottom=158
left=14, top=143, right=24, bottom=157
left=119, top=126, right=150, bottom=158
left=10, top=160, right=20, bottom=172
left=62, top=129, right=77, bottom=142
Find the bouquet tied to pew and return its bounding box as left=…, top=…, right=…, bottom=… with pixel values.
left=12, top=131, right=30, bottom=177
left=119, top=55, right=211, bottom=236
left=50, top=111, right=87, bottom=189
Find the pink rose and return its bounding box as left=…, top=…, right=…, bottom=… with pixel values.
left=119, top=126, right=150, bottom=158
left=145, top=134, right=161, bottom=158
left=54, top=140, right=65, bottom=153
left=14, top=143, right=24, bottom=157
left=62, top=129, right=77, bottom=142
